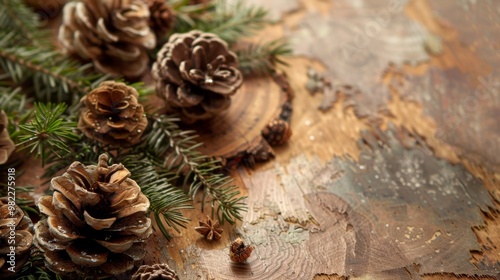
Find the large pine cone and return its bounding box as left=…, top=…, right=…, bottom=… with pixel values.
left=78, top=81, right=148, bottom=147
left=0, top=197, right=34, bottom=279
left=145, top=0, right=175, bottom=39
left=131, top=263, right=179, bottom=280
left=0, top=111, right=15, bottom=165
left=58, top=0, right=156, bottom=78
left=152, top=30, right=243, bottom=123
left=34, top=154, right=152, bottom=279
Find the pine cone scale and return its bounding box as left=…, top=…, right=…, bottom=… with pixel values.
left=83, top=211, right=116, bottom=230
left=34, top=220, right=68, bottom=251
left=53, top=192, right=86, bottom=228
left=95, top=236, right=136, bottom=253
left=101, top=253, right=135, bottom=275
left=45, top=250, right=78, bottom=273
left=66, top=240, right=109, bottom=266
left=47, top=216, right=81, bottom=242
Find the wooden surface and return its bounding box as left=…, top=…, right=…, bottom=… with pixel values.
left=144, top=0, right=500, bottom=279
left=22, top=0, right=500, bottom=279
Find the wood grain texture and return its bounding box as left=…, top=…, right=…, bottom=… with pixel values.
left=15, top=1, right=500, bottom=279
left=194, top=74, right=289, bottom=161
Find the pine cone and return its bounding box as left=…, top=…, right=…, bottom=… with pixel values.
left=145, top=0, right=175, bottom=39
left=152, top=30, right=243, bottom=123
left=58, top=0, right=156, bottom=78
left=34, top=154, right=152, bottom=279
left=0, top=111, right=15, bottom=165
left=78, top=81, right=148, bottom=147
left=261, top=119, right=292, bottom=146
left=0, top=197, right=34, bottom=278
left=131, top=263, right=179, bottom=280
left=229, top=237, right=253, bottom=263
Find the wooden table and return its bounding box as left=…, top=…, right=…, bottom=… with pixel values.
left=144, top=1, right=500, bottom=279
left=22, top=0, right=500, bottom=279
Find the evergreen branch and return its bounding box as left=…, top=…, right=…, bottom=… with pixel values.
left=149, top=115, right=247, bottom=224
left=175, top=0, right=268, bottom=45
left=121, top=153, right=192, bottom=240
left=0, top=87, right=31, bottom=134
left=0, top=36, right=110, bottom=104
left=0, top=0, right=41, bottom=46
left=236, top=39, right=292, bottom=75
left=16, top=103, right=79, bottom=166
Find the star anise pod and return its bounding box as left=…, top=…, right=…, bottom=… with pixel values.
left=195, top=215, right=223, bottom=241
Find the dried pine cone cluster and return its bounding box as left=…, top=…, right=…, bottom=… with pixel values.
left=34, top=154, right=152, bottom=278
left=78, top=81, right=148, bottom=147
left=152, top=30, right=243, bottom=123
left=0, top=198, right=34, bottom=277
left=0, top=111, right=15, bottom=165
left=132, top=263, right=179, bottom=280
left=58, top=0, right=162, bottom=78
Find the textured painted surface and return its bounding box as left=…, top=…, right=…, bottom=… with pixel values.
left=396, top=68, right=500, bottom=172
left=289, top=0, right=430, bottom=119
left=173, top=128, right=499, bottom=279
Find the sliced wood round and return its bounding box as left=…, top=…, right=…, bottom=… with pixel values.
left=192, top=74, right=290, bottom=161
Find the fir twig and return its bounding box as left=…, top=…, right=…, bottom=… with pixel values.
left=149, top=115, right=247, bottom=224
left=175, top=0, right=268, bottom=45
left=121, top=154, right=192, bottom=240
left=16, top=103, right=79, bottom=166
left=236, top=39, right=292, bottom=75
left=0, top=0, right=41, bottom=46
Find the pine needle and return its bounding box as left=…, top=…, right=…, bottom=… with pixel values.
left=16, top=103, right=79, bottom=166
left=149, top=115, right=247, bottom=225
left=174, top=0, right=269, bottom=45
left=236, top=39, right=292, bottom=75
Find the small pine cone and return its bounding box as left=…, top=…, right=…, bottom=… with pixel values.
left=261, top=119, right=292, bottom=146
left=58, top=0, right=156, bottom=78
left=229, top=237, right=253, bottom=263
left=0, top=110, right=15, bottom=165
left=78, top=81, right=148, bottom=147
left=131, top=263, right=179, bottom=280
left=145, top=0, right=175, bottom=39
left=0, top=197, right=34, bottom=278
left=34, top=154, right=152, bottom=279
left=152, top=30, right=243, bottom=123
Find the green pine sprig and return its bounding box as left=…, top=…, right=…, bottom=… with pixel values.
left=236, top=39, right=292, bottom=75
left=149, top=115, right=247, bottom=225
left=120, top=153, right=192, bottom=240
left=15, top=102, right=79, bottom=166
left=173, top=0, right=268, bottom=45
